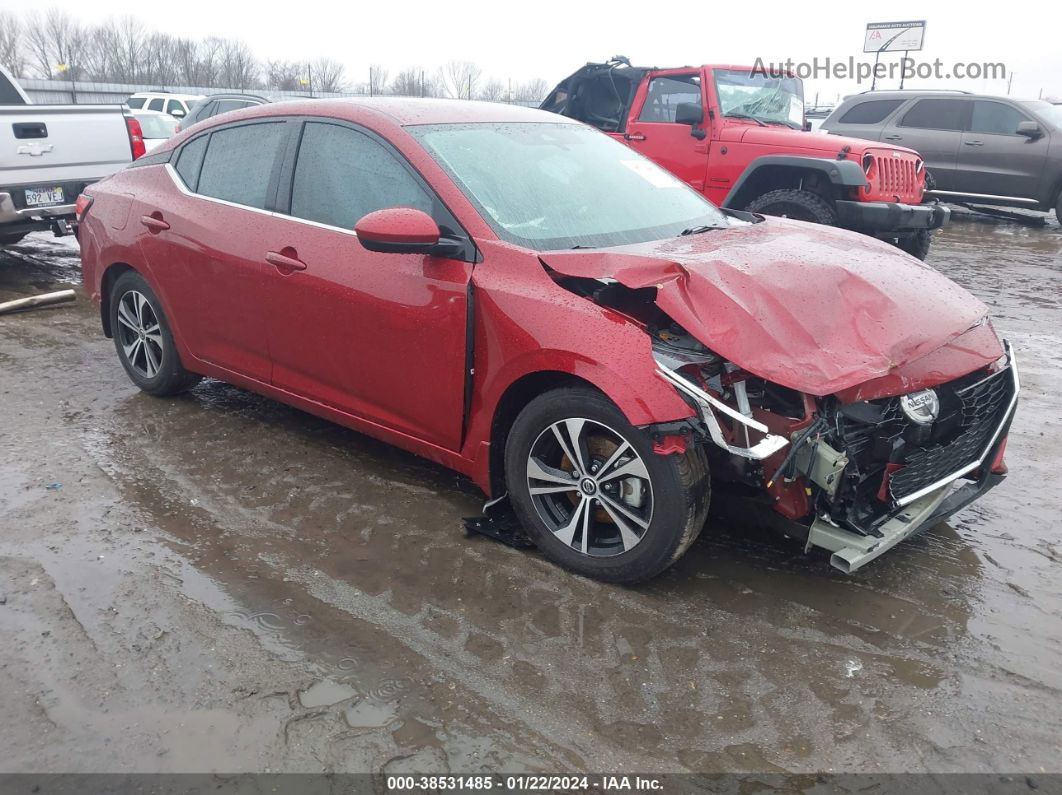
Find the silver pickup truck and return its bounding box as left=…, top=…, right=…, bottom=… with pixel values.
left=1, top=65, right=141, bottom=244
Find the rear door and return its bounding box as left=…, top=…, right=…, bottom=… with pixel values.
left=263, top=119, right=473, bottom=450
left=880, top=98, right=966, bottom=190
left=622, top=72, right=709, bottom=191
left=955, top=99, right=1048, bottom=200
left=137, top=120, right=290, bottom=382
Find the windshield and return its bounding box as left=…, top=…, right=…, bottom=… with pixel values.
left=409, top=122, right=727, bottom=250
left=713, top=69, right=804, bottom=128
left=134, top=112, right=179, bottom=138
left=1021, top=100, right=1062, bottom=129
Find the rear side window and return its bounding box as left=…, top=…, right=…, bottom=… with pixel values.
left=126, top=96, right=146, bottom=109
left=289, top=122, right=433, bottom=229
left=147, top=97, right=164, bottom=112
left=174, top=135, right=208, bottom=190
left=899, top=98, right=966, bottom=131
left=838, top=99, right=904, bottom=124
left=214, top=99, right=252, bottom=115
left=197, top=122, right=287, bottom=209
left=969, top=101, right=1029, bottom=135
left=638, top=76, right=701, bottom=123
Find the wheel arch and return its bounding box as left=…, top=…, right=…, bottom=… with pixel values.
left=724, top=156, right=866, bottom=210
left=487, top=371, right=606, bottom=498
left=99, top=262, right=137, bottom=338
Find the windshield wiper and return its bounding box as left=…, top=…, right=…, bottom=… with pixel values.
left=679, top=225, right=720, bottom=236
left=724, top=113, right=767, bottom=127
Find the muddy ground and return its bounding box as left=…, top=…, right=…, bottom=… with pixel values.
left=1, top=215, right=1060, bottom=776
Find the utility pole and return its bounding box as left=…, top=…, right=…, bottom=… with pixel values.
left=369, top=66, right=373, bottom=97
left=1007, top=72, right=1014, bottom=95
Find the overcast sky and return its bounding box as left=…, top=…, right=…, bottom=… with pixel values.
left=3, top=0, right=1060, bottom=101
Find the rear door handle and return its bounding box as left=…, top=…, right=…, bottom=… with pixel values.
left=883, top=135, right=903, bottom=141
left=140, top=214, right=170, bottom=231
left=964, top=140, right=984, bottom=146
left=265, top=250, right=307, bottom=272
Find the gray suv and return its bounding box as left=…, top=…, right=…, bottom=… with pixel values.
left=822, top=91, right=1062, bottom=220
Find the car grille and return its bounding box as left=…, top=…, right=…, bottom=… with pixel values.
left=887, top=367, right=1014, bottom=501
left=875, top=155, right=918, bottom=197
left=826, top=358, right=1015, bottom=533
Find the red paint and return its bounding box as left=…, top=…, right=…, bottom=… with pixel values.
left=652, top=436, right=688, bottom=456
left=601, top=64, right=924, bottom=207
left=79, top=98, right=1000, bottom=505
left=355, top=207, right=440, bottom=245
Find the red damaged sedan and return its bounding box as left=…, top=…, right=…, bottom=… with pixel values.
left=78, top=99, right=1018, bottom=583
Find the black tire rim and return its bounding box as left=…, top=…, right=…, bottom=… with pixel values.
left=116, top=289, right=164, bottom=379
left=525, top=418, right=654, bottom=557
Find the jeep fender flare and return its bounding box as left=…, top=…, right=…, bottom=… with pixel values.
left=723, top=155, right=868, bottom=210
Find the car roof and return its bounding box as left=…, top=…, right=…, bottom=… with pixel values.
left=843, top=90, right=1040, bottom=103
left=204, top=93, right=269, bottom=101
left=209, top=97, right=581, bottom=127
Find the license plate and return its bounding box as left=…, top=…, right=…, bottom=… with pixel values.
left=25, top=186, right=65, bottom=207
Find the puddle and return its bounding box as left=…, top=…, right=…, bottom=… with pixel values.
left=297, top=678, right=360, bottom=708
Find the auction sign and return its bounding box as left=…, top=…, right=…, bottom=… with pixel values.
left=864, top=21, right=927, bottom=53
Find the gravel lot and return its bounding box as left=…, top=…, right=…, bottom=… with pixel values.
left=1, top=215, right=1060, bottom=775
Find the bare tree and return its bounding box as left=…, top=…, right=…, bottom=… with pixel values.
left=514, top=77, right=549, bottom=103
left=218, top=38, right=259, bottom=89
left=366, top=63, right=388, bottom=96
left=0, top=11, right=27, bottom=77
left=310, top=57, right=345, bottom=93
left=478, top=78, right=506, bottom=102
left=266, top=60, right=304, bottom=91
left=440, top=60, right=482, bottom=99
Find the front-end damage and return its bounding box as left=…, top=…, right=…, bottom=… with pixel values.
left=539, top=220, right=1019, bottom=572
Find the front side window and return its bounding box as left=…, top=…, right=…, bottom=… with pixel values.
left=410, top=121, right=728, bottom=251
left=713, top=69, right=804, bottom=128
left=969, top=101, right=1030, bottom=135
left=900, top=98, right=966, bottom=131
left=165, top=99, right=184, bottom=116
left=196, top=122, right=286, bottom=209
left=147, top=97, right=164, bottom=112
left=838, top=99, right=904, bottom=124
left=638, top=76, right=701, bottom=123
left=290, top=122, right=433, bottom=229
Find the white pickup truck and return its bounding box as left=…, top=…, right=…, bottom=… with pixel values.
left=1, top=65, right=143, bottom=244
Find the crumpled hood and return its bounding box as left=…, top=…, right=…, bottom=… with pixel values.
left=541, top=218, right=995, bottom=396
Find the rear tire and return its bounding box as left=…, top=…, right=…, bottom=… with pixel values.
left=0, top=232, right=28, bottom=245
left=745, top=188, right=838, bottom=226
left=504, top=387, right=710, bottom=584
left=895, top=229, right=931, bottom=261
left=109, top=270, right=200, bottom=396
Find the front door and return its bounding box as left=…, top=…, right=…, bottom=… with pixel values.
left=622, top=73, right=709, bottom=192
left=263, top=121, right=472, bottom=451
left=955, top=100, right=1048, bottom=200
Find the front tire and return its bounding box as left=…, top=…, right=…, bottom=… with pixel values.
left=504, top=387, right=710, bottom=584
left=745, top=188, right=838, bottom=226
left=895, top=229, right=931, bottom=261
left=110, top=270, right=200, bottom=396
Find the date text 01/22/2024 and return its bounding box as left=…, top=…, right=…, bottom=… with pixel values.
left=384, top=775, right=664, bottom=790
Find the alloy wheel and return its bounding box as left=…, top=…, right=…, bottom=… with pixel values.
left=115, top=290, right=164, bottom=379
left=526, top=418, right=654, bottom=557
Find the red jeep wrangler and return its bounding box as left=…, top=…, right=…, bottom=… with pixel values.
left=542, top=58, right=949, bottom=259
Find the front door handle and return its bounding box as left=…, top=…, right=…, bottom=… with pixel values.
left=624, top=133, right=646, bottom=142
left=964, top=140, right=984, bottom=146
left=140, top=214, right=170, bottom=231
left=265, top=250, right=307, bottom=272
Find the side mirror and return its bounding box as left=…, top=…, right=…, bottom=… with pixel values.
left=1016, top=120, right=1042, bottom=139
left=674, top=102, right=704, bottom=126
left=170, top=108, right=186, bottom=118
left=355, top=207, right=448, bottom=255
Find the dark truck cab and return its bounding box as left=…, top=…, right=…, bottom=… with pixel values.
left=542, top=59, right=948, bottom=259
